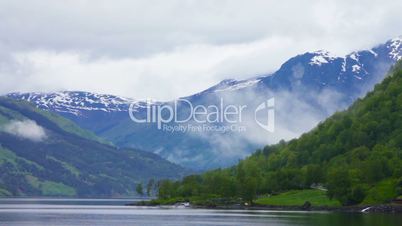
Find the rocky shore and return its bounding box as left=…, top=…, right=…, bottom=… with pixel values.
left=360, top=205, right=402, bottom=213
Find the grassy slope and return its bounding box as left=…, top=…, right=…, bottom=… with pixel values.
left=0, top=98, right=110, bottom=145
left=0, top=97, right=189, bottom=197
left=255, top=189, right=341, bottom=207
left=363, top=179, right=398, bottom=205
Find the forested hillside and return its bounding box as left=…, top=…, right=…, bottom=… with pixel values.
left=0, top=98, right=188, bottom=197
left=157, top=61, right=402, bottom=206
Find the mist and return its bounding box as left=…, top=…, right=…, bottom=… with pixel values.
left=3, top=119, right=47, bottom=142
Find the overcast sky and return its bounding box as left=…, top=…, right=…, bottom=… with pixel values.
left=0, top=0, right=401, bottom=100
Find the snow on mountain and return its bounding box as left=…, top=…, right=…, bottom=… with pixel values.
left=349, top=52, right=360, bottom=61
left=7, top=91, right=142, bottom=115
left=351, top=64, right=361, bottom=73
left=308, top=50, right=337, bottom=66
left=5, top=36, right=402, bottom=170
left=388, top=37, right=402, bottom=61
left=213, top=78, right=261, bottom=92
left=8, top=37, right=402, bottom=116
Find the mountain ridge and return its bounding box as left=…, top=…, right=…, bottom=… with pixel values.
left=6, top=36, right=402, bottom=170
left=10, top=37, right=402, bottom=113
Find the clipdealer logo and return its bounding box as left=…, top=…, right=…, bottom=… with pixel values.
left=254, top=98, right=275, bottom=132
left=128, top=98, right=275, bottom=132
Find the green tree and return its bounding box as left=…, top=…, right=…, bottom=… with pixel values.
left=304, top=164, right=323, bottom=187
left=150, top=62, right=402, bottom=206
left=236, top=160, right=261, bottom=203
left=158, top=180, right=175, bottom=199
left=326, top=169, right=351, bottom=205
left=136, top=183, right=144, bottom=196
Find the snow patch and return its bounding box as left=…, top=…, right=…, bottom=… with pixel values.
left=309, top=50, right=336, bottom=66
left=341, top=59, right=346, bottom=72
left=7, top=91, right=140, bottom=115
left=350, top=52, right=359, bottom=61
left=310, top=55, right=328, bottom=66
left=389, top=37, right=402, bottom=61
left=214, top=79, right=260, bottom=92
left=352, top=65, right=361, bottom=73
left=368, top=49, right=378, bottom=57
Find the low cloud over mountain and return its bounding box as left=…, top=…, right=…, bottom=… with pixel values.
left=3, top=119, right=47, bottom=142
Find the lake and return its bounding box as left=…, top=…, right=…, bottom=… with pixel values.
left=0, top=198, right=400, bottom=226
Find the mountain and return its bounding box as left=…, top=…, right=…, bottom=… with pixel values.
left=0, top=97, right=188, bottom=197
left=7, top=37, right=402, bottom=170
left=157, top=60, right=402, bottom=206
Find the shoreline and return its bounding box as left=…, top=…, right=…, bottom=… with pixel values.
left=192, top=204, right=402, bottom=213
left=127, top=202, right=402, bottom=213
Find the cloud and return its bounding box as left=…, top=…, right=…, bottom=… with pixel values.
left=0, top=0, right=401, bottom=100
left=3, top=120, right=47, bottom=142
left=161, top=85, right=349, bottom=168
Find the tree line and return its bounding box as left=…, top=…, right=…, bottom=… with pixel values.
left=152, top=61, right=402, bottom=206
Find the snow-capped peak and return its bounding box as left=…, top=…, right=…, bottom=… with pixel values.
left=308, top=50, right=337, bottom=66
left=388, top=36, right=402, bottom=61
left=7, top=91, right=140, bottom=115
left=349, top=52, right=359, bottom=61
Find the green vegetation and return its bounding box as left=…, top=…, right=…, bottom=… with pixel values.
left=46, top=156, right=80, bottom=177
left=139, top=194, right=237, bottom=206
left=41, top=181, right=76, bottom=196
left=136, top=183, right=144, bottom=195
left=0, top=188, right=11, bottom=196
left=26, top=175, right=76, bottom=196
left=0, top=97, right=189, bottom=197
left=0, top=146, right=44, bottom=170
left=363, top=179, right=398, bottom=204
left=0, top=99, right=110, bottom=145
left=156, top=61, right=402, bottom=206
left=38, top=109, right=111, bottom=145
left=255, top=189, right=340, bottom=207
left=0, top=105, right=26, bottom=125
left=0, top=146, right=18, bottom=166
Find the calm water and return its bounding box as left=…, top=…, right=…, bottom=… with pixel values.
left=0, top=198, right=401, bottom=226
